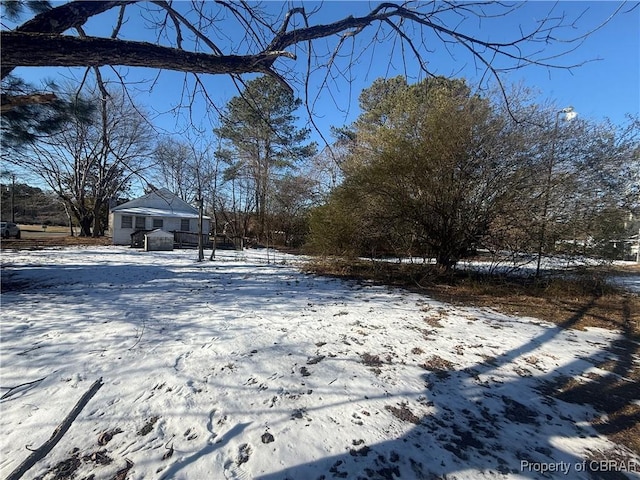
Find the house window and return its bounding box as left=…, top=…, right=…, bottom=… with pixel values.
left=121, top=215, right=132, bottom=229
left=135, top=216, right=145, bottom=229
left=180, top=219, right=190, bottom=231
left=152, top=218, right=163, bottom=229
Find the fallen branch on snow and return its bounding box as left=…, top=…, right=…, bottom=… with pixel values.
left=6, top=377, right=104, bottom=480
left=0, top=376, right=47, bottom=400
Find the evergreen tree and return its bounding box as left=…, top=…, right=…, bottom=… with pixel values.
left=215, top=76, right=316, bottom=242
left=310, top=76, right=529, bottom=268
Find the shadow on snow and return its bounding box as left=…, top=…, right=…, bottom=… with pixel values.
left=1, top=251, right=637, bottom=480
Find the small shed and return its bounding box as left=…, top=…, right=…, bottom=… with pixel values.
left=145, top=229, right=174, bottom=252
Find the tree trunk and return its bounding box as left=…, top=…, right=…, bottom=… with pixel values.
left=435, top=253, right=455, bottom=271
left=78, top=216, right=93, bottom=237
left=91, top=201, right=108, bottom=237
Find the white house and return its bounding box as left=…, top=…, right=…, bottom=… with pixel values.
left=109, top=188, right=211, bottom=246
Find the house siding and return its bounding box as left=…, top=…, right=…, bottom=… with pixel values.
left=110, top=212, right=210, bottom=245
left=109, top=189, right=210, bottom=246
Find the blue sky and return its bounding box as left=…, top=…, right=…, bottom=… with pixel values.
left=7, top=1, right=640, bottom=146
left=499, top=1, right=638, bottom=125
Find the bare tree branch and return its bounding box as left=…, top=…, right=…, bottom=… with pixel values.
left=1, top=32, right=296, bottom=79
left=151, top=1, right=222, bottom=54
left=1, top=0, right=134, bottom=79
left=6, top=378, right=104, bottom=480
left=111, top=4, right=128, bottom=39
left=15, top=1, right=133, bottom=34
left=3, top=1, right=616, bottom=81
left=0, top=0, right=626, bottom=129
left=0, top=376, right=47, bottom=400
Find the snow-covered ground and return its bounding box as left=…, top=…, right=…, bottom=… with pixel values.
left=612, top=274, right=640, bottom=294
left=1, top=246, right=638, bottom=480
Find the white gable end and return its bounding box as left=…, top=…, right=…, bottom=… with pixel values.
left=111, top=188, right=198, bottom=215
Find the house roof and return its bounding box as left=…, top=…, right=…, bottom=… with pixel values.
left=110, top=207, right=203, bottom=219
left=111, top=188, right=199, bottom=216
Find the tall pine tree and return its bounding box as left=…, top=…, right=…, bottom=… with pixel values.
left=215, top=76, right=315, bottom=242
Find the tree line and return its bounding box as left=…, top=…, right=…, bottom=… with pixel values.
left=0, top=180, right=70, bottom=226
left=2, top=75, right=322, bottom=244
left=307, top=77, right=639, bottom=268
left=3, top=72, right=638, bottom=266
left=1, top=1, right=637, bottom=262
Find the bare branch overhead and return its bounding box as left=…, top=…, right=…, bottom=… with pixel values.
left=1, top=32, right=294, bottom=76
left=2, top=1, right=614, bottom=80
left=1, top=1, right=624, bottom=118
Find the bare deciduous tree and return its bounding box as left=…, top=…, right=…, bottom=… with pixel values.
left=5, top=86, right=153, bottom=236
left=1, top=1, right=625, bottom=120
left=151, top=140, right=197, bottom=202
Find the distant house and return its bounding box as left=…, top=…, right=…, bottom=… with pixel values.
left=109, top=188, right=211, bottom=246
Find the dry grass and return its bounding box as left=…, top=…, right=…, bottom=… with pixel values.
left=305, top=258, right=639, bottom=336
left=384, top=402, right=421, bottom=424
left=420, top=355, right=455, bottom=372
left=1, top=235, right=111, bottom=250
left=18, top=224, right=72, bottom=234
left=306, top=257, right=640, bottom=455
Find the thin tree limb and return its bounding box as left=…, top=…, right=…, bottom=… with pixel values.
left=111, top=4, right=128, bottom=39
left=151, top=0, right=223, bottom=55
left=0, top=376, right=47, bottom=400
left=6, top=377, right=104, bottom=480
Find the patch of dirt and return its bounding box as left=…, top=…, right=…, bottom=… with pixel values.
left=361, top=353, right=384, bottom=367
left=502, top=396, right=539, bottom=425
left=33, top=449, right=114, bottom=480
left=49, top=455, right=81, bottom=480
left=137, top=416, right=159, bottom=436
left=443, top=425, right=486, bottom=461
left=349, top=445, right=371, bottom=457
left=385, top=402, right=421, bottom=424
left=261, top=432, right=275, bottom=444
left=307, top=355, right=325, bottom=365
left=236, top=443, right=252, bottom=466
left=82, top=450, right=113, bottom=466
left=291, top=408, right=307, bottom=420
left=424, top=316, right=444, bottom=328
left=420, top=355, right=455, bottom=373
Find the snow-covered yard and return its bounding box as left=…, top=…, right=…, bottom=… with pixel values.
left=1, top=246, right=638, bottom=480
